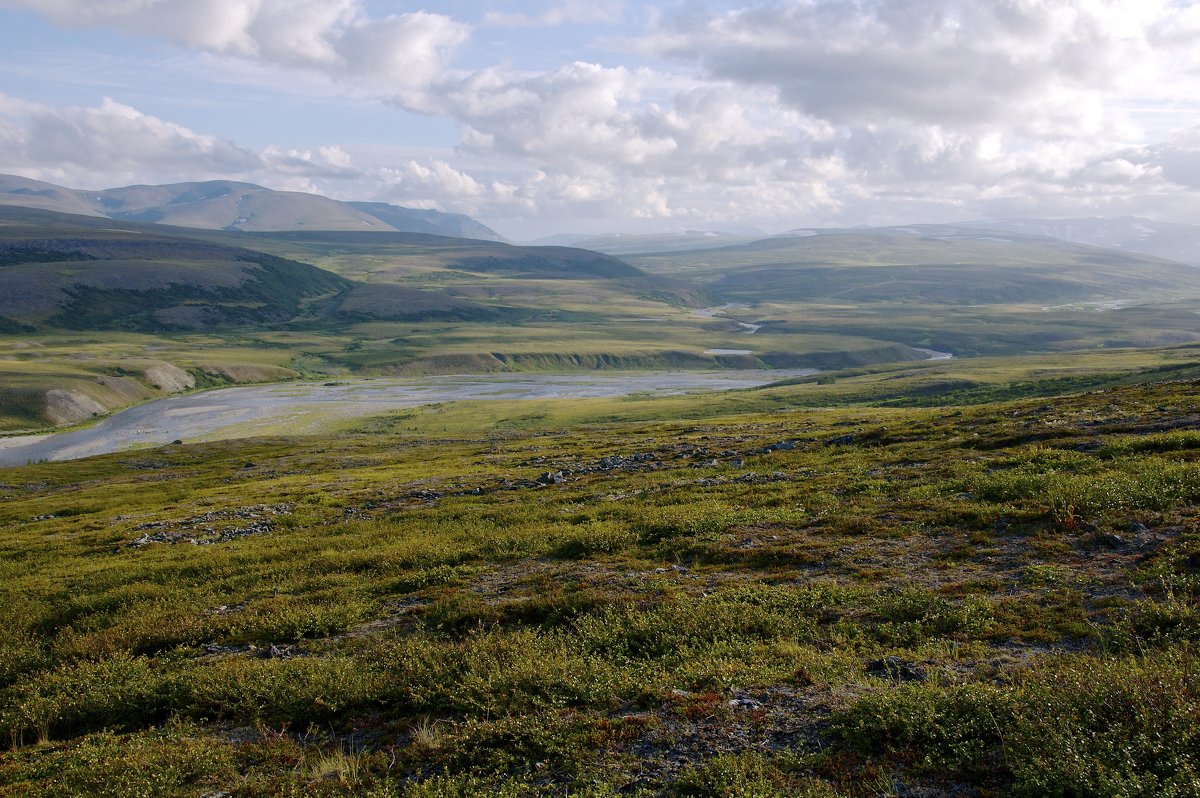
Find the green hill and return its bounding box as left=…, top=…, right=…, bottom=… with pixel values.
left=1, top=365, right=1199, bottom=795
left=629, top=226, right=1200, bottom=305
left=0, top=207, right=350, bottom=331
left=0, top=174, right=506, bottom=240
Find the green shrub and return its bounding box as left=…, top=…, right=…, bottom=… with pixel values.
left=177, top=655, right=381, bottom=727
left=1, top=655, right=165, bottom=746
left=870, top=588, right=993, bottom=646
left=373, top=629, right=620, bottom=715
left=555, top=521, right=639, bottom=558
left=574, top=590, right=821, bottom=662
left=0, top=725, right=237, bottom=798
left=1007, top=650, right=1200, bottom=797
left=830, top=682, right=1010, bottom=773
left=670, top=752, right=788, bottom=797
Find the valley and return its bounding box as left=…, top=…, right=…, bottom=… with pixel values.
left=1, top=178, right=1199, bottom=796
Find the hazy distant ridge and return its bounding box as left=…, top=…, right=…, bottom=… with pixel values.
left=0, top=174, right=506, bottom=241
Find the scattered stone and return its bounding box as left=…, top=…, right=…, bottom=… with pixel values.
left=728, top=697, right=763, bottom=710
left=536, top=470, right=566, bottom=486
left=1094, top=532, right=1128, bottom=550
left=255, top=643, right=301, bottom=659
left=126, top=504, right=289, bottom=548
left=206, top=602, right=248, bottom=616
left=825, top=434, right=856, bottom=446
left=867, top=656, right=926, bottom=682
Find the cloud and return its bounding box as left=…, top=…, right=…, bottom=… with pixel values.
left=0, top=0, right=469, bottom=86
left=5, top=1, right=1200, bottom=232
left=483, top=1, right=624, bottom=28
left=0, top=95, right=260, bottom=184
left=648, top=0, right=1197, bottom=133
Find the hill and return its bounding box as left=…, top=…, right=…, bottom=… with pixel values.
left=628, top=225, right=1200, bottom=305
left=952, top=216, right=1200, bottom=265
left=256, top=230, right=647, bottom=280
left=0, top=206, right=350, bottom=331
left=1, top=366, right=1198, bottom=795
left=348, top=202, right=505, bottom=242
left=531, top=230, right=763, bottom=255
left=0, top=174, right=505, bottom=240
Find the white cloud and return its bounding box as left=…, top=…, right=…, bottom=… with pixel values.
left=5, top=0, right=1200, bottom=232
left=0, top=96, right=260, bottom=185
left=0, top=0, right=469, bottom=86
left=483, top=1, right=624, bottom=28
left=648, top=0, right=1195, bottom=131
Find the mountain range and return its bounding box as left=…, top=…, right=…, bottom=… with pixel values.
left=0, top=174, right=505, bottom=241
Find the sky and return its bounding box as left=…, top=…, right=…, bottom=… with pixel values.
left=0, top=1, right=1198, bottom=240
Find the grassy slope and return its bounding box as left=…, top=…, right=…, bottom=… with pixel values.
left=0, top=368, right=1198, bottom=795
left=0, top=208, right=351, bottom=330
left=1, top=216, right=942, bottom=431
left=628, top=229, right=1200, bottom=304
left=6, top=209, right=1200, bottom=438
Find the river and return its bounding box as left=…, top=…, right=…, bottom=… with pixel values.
left=0, top=369, right=820, bottom=467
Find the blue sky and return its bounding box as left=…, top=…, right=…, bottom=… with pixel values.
left=1, top=1, right=1198, bottom=239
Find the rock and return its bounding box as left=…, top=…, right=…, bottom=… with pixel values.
left=727, top=697, right=763, bottom=710
left=867, top=656, right=926, bottom=682
left=825, top=434, right=856, bottom=446
left=536, top=471, right=565, bottom=486
left=775, top=441, right=796, bottom=451
left=995, top=517, right=1010, bottom=534
left=1094, top=532, right=1128, bottom=550
left=171, top=439, right=183, bottom=445
left=1129, top=522, right=1151, bottom=535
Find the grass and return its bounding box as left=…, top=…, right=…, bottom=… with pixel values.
left=1, top=371, right=1198, bottom=794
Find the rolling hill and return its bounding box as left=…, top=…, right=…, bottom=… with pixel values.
left=0, top=206, right=351, bottom=331
left=0, top=174, right=505, bottom=240
left=627, top=225, right=1200, bottom=305
left=951, top=216, right=1200, bottom=265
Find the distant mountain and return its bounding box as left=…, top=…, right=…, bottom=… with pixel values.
left=0, top=206, right=350, bottom=331
left=628, top=224, right=1200, bottom=305
left=0, top=174, right=505, bottom=241
left=348, top=202, right=504, bottom=242
left=529, top=230, right=766, bottom=255
left=951, top=217, right=1200, bottom=265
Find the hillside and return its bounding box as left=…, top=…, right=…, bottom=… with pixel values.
left=348, top=202, right=505, bottom=242
left=257, top=230, right=645, bottom=279
left=0, top=207, right=350, bottom=332
left=534, top=230, right=764, bottom=255
left=1, top=368, right=1198, bottom=795
left=954, top=216, right=1200, bottom=265
left=0, top=174, right=505, bottom=240
left=628, top=225, right=1200, bottom=305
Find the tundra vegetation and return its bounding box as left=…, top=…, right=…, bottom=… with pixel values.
left=2, top=201, right=1200, bottom=794
left=1, top=369, right=1198, bottom=796
left=6, top=206, right=1200, bottom=433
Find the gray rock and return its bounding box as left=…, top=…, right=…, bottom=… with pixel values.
left=728, top=697, right=763, bottom=710
left=867, top=656, right=926, bottom=682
